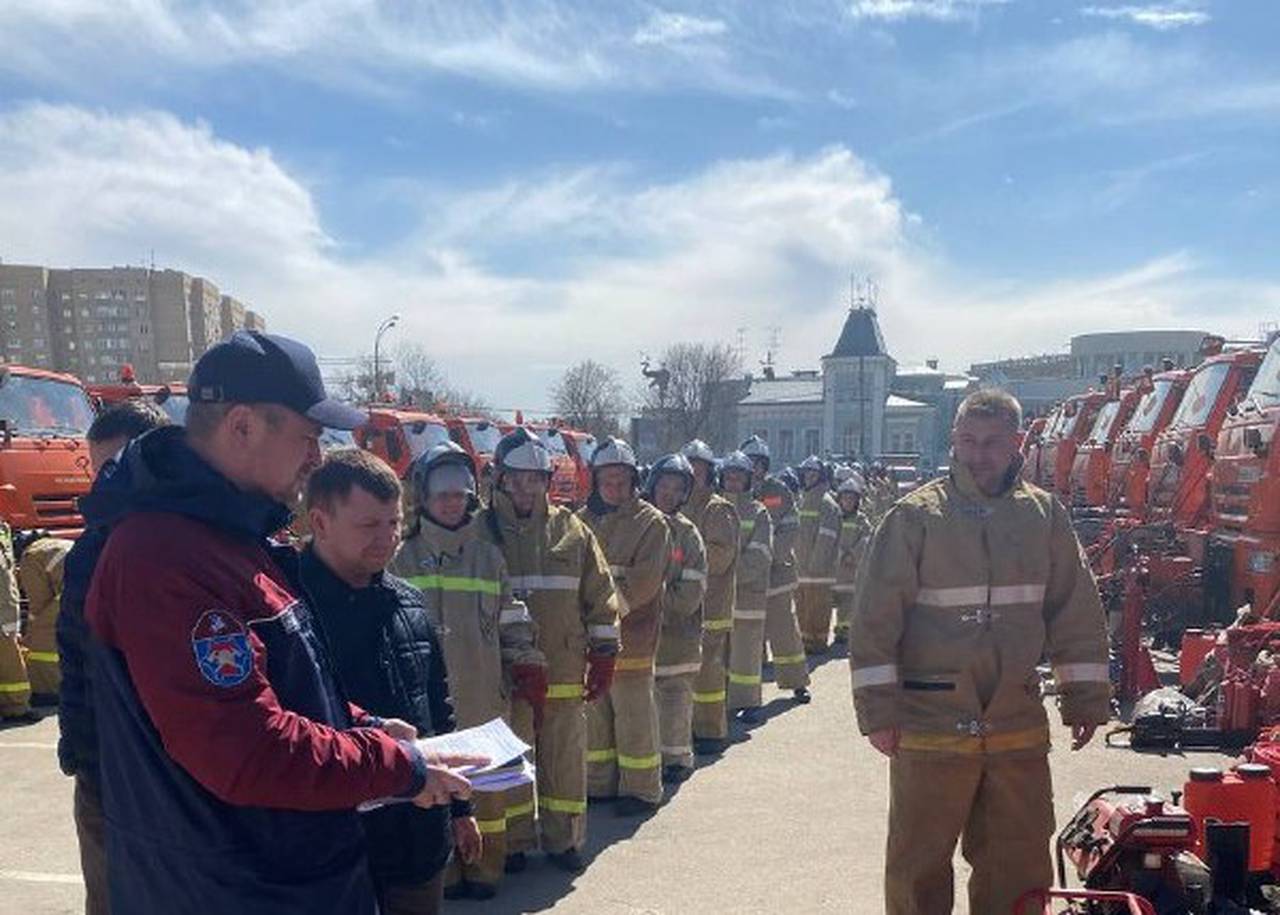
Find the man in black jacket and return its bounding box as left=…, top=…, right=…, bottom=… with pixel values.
left=57, top=398, right=169, bottom=915
left=303, top=448, right=482, bottom=915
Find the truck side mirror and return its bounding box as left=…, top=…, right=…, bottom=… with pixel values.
left=1244, top=427, right=1266, bottom=454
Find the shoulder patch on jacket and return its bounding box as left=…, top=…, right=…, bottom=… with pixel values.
left=191, top=610, right=253, bottom=688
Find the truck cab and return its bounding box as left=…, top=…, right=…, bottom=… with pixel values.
left=1146, top=344, right=1262, bottom=529
left=1069, top=386, right=1143, bottom=509
left=529, top=424, right=584, bottom=507
left=1041, top=392, right=1107, bottom=499
left=446, top=416, right=503, bottom=501
left=1208, top=334, right=1280, bottom=614
left=1020, top=413, right=1054, bottom=489
left=89, top=367, right=189, bottom=425
left=554, top=428, right=597, bottom=507
left=354, top=407, right=448, bottom=480
left=0, top=365, right=96, bottom=535
left=1106, top=369, right=1190, bottom=514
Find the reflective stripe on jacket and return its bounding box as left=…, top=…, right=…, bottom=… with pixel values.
left=19, top=538, right=71, bottom=665
left=681, top=485, right=738, bottom=632
left=481, top=492, right=619, bottom=693
left=756, top=478, right=798, bottom=593
left=727, top=492, right=771, bottom=615
left=391, top=514, right=544, bottom=728
left=655, top=510, right=708, bottom=673
left=578, top=495, right=670, bottom=663
left=849, top=462, right=1110, bottom=753
left=796, top=487, right=841, bottom=584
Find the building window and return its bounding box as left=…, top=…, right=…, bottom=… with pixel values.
left=60, top=293, right=70, bottom=303
left=68, top=341, right=76, bottom=350
left=778, top=429, right=794, bottom=460
left=805, top=428, right=821, bottom=456
left=0, top=289, right=13, bottom=302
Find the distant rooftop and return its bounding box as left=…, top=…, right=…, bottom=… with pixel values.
left=886, top=394, right=929, bottom=409
left=738, top=378, right=823, bottom=406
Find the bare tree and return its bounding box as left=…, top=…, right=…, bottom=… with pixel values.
left=332, top=343, right=492, bottom=416
left=642, top=342, right=742, bottom=452
left=552, top=360, right=629, bottom=438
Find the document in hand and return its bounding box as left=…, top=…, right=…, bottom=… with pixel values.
left=416, top=718, right=535, bottom=794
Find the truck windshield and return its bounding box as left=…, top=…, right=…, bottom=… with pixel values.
left=320, top=427, right=356, bottom=450
left=539, top=429, right=570, bottom=456
left=1126, top=380, right=1173, bottom=434
left=0, top=374, right=95, bottom=436
left=1057, top=406, right=1082, bottom=439
left=1244, top=341, right=1280, bottom=411
left=1090, top=402, right=1120, bottom=442
left=466, top=420, right=503, bottom=454
left=1169, top=362, right=1230, bottom=430
left=402, top=419, right=451, bottom=459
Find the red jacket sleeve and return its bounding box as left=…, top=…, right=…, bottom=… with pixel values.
left=88, top=518, right=426, bottom=812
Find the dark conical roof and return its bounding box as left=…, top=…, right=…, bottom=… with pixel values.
left=827, top=307, right=887, bottom=358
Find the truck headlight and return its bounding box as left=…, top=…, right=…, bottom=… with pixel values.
left=1248, top=551, right=1277, bottom=574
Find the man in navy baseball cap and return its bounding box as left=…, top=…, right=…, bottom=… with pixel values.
left=188, top=330, right=367, bottom=431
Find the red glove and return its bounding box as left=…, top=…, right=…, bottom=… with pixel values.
left=584, top=651, right=616, bottom=703
left=511, top=664, right=548, bottom=732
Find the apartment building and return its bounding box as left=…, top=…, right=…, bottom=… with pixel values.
left=0, top=262, right=265, bottom=383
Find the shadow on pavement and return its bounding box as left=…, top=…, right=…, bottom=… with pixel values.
left=0, top=706, right=55, bottom=732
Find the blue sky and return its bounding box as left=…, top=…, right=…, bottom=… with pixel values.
left=1, top=0, right=1276, bottom=412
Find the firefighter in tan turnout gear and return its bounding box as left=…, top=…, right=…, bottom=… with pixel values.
left=645, top=453, right=708, bottom=783
left=390, top=442, right=546, bottom=901
left=578, top=438, right=671, bottom=815
left=850, top=389, right=1111, bottom=915
left=0, top=520, right=32, bottom=720
left=480, top=428, right=620, bottom=874
left=721, top=450, right=773, bottom=723
left=832, top=472, right=871, bottom=646
left=679, top=440, right=739, bottom=755
left=741, top=436, right=811, bottom=708
left=16, top=531, right=73, bottom=700
left=793, top=456, right=843, bottom=654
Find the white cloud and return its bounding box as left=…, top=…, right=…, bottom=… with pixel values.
left=633, top=12, right=728, bottom=46
left=1080, top=4, right=1211, bottom=30
left=847, top=0, right=1009, bottom=23
left=0, top=102, right=1269, bottom=410
left=827, top=88, right=859, bottom=109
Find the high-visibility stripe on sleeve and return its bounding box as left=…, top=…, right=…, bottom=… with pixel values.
left=693, top=689, right=726, bottom=704
left=832, top=584, right=859, bottom=593
left=733, top=609, right=767, bottom=621
left=546, top=683, right=585, bottom=700
left=798, top=509, right=820, bottom=519
left=797, top=577, right=836, bottom=586
left=728, top=671, right=762, bottom=685
left=0, top=682, right=30, bottom=693
left=817, top=527, right=838, bottom=539
left=618, top=752, right=661, bottom=771
left=989, top=584, right=1047, bottom=606
left=539, top=796, right=588, bottom=815
left=615, top=656, right=653, bottom=672
left=766, top=583, right=797, bottom=598
left=771, top=653, right=806, bottom=666
left=680, top=568, right=706, bottom=582
left=476, top=817, right=508, bottom=835
left=508, top=574, right=580, bottom=592
left=703, top=618, right=733, bottom=631
left=499, top=606, right=532, bottom=625
left=26, top=651, right=59, bottom=663
left=405, top=574, right=503, bottom=596
left=654, top=662, right=703, bottom=677
left=851, top=664, right=898, bottom=689
left=587, top=748, right=618, bottom=763
left=739, top=520, right=755, bottom=531
left=1054, top=662, right=1110, bottom=684
left=505, top=800, right=535, bottom=820
left=588, top=624, right=619, bottom=641
left=916, top=585, right=990, bottom=607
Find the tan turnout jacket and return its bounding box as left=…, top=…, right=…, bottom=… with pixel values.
left=727, top=491, right=771, bottom=616
left=681, top=485, right=737, bottom=636
left=796, top=486, right=841, bottom=586
left=655, top=510, right=708, bottom=675
left=391, top=514, right=544, bottom=727
left=850, top=462, right=1110, bottom=754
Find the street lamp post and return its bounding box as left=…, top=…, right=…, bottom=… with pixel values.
left=373, top=313, right=401, bottom=402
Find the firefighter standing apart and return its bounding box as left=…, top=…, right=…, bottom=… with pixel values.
left=831, top=472, right=871, bottom=646
left=645, top=454, right=708, bottom=784
left=793, top=456, right=843, bottom=655
left=679, top=440, right=739, bottom=755
left=850, top=389, right=1110, bottom=915
left=390, top=442, right=547, bottom=901
left=480, top=428, right=619, bottom=874
left=0, top=521, right=31, bottom=720
left=578, top=438, right=671, bottom=815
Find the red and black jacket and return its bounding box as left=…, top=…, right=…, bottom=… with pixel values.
left=84, top=427, right=427, bottom=915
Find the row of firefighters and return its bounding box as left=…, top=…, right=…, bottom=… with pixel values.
left=0, top=428, right=900, bottom=898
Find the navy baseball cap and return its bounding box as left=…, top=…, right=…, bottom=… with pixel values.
left=188, top=331, right=368, bottom=430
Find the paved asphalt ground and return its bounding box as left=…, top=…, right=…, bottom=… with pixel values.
left=0, top=651, right=1236, bottom=915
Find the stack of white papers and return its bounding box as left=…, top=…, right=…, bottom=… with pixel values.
left=359, top=718, right=535, bottom=811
